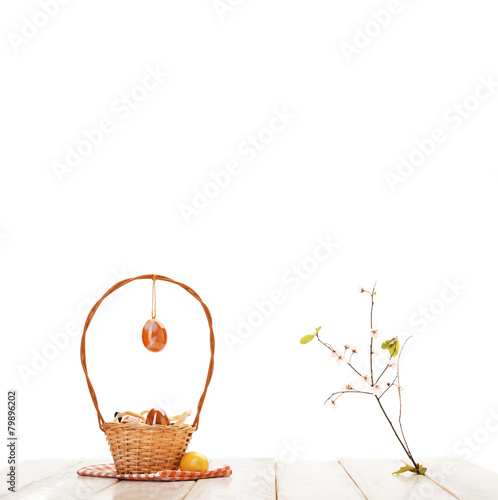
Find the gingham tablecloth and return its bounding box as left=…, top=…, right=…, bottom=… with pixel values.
left=77, top=463, right=232, bottom=481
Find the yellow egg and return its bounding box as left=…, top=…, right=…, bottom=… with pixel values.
left=179, top=452, right=209, bottom=473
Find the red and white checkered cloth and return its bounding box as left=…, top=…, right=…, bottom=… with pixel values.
left=77, top=463, right=232, bottom=482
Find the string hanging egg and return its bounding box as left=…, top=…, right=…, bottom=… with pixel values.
left=142, top=275, right=167, bottom=352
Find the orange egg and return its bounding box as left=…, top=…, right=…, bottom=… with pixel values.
left=145, top=408, right=170, bottom=426
left=142, top=319, right=167, bottom=352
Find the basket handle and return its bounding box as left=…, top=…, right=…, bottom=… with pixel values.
left=80, top=274, right=215, bottom=432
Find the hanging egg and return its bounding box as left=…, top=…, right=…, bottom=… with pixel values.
left=145, top=408, right=170, bottom=426
left=142, top=319, right=167, bottom=352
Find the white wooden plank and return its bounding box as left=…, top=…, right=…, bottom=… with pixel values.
left=340, top=458, right=455, bottom=500
left=0, top=459, right=85, bottom=497
left=91, top=478, right=196, bottom=500
left=409, top=458, right=498, bottom=500
left=185, top=458, right=275, bottom=500
left=277, top=460, right=365, bottom=500
left=7, top=459, right=118, bottom=499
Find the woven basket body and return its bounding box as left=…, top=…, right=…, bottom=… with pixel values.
left=104, top=422, right=194, bottom=474
left=80, top=274, right=215, bottom=476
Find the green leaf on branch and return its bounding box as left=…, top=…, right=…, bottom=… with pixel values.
left=392, top=465, right=416, bottom=475
left=301, top=326, right=322, bottom=344
left=300, top=335, right=316, bottom=344
left=381, top=337, right=400, bottom=358
left=392, top=464, right=427, bottom=476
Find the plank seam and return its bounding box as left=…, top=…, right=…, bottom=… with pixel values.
left=0, top=459, right=87, bottom=498
left=89, top=478, right=122, bottom=496
left=274, top=460, right=278, bottom=500
left=180, top=481, right=197, bottom=500
left=401, top=460, right=462, bottom=500
left=338, top=460, right=369, bottom=500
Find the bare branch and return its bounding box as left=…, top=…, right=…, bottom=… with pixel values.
left=324, top=390, right=373, bottom=405
left=397, top=337, right=413, bottom=456
left=369, top=282, right=377, bottom=384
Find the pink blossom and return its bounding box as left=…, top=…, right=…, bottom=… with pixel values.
left=373, top=384, right=383, bottom=395
left=370, top=328, right=381, bottom=339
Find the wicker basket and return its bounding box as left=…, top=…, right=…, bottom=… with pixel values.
left=80, top=274, right=215, bottom=474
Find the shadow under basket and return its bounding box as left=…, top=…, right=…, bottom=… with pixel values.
left=103, top=422, right=195, bottom=474
left=80, top=274, right=216, bottom=476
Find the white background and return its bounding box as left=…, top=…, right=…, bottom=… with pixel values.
left=2, top=0, right=498, bottom=476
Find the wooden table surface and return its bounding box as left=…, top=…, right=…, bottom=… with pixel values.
left=2, top=458, right=497, bottom=499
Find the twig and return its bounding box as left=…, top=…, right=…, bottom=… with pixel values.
left=375, top=353, right=394, bottom=385
left=316, top=332, right=364, bottom=378
left=369, top=282, right=376, bottom=384
left=397, top=337, right=413, bottom=457
left=324, top=390, right=373, bottom=405
left=375, top=395, right=418, bottom=470
left=378, top=375, right=398, bottom=398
